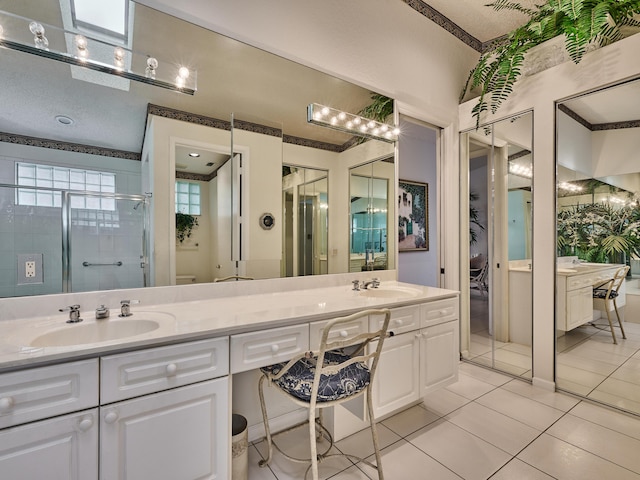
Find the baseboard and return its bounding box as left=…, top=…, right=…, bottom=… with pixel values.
left=247, top=408, right=307, bottom=443
left=532, top=376, right=555, bottom=391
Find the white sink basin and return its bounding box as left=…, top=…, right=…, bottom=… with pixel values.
left=359, top=286, right=421, bottom=299
left=30, top=314, right=172, bottom=347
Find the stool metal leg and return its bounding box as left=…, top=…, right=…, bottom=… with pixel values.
left=604, top=307, right=618, bottom=344
left=367, top=389, right=384, bottom=480
left=257, top=374, right=274, bottom=467
left=613, top=299, right=627, bottom=340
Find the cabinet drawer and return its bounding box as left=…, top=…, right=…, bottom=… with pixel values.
left=0, top=359, right=98, bottom=428
left=310, top=316, right=369, bottom=351
left=421, top=297, right=458, bottom=328
left=101, top=337, right=229, bottom=403
left=230, top=324, right=309, bottom=374
left=370, top=305, right=420, bottom=335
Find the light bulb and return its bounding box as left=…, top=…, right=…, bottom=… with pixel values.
left=360, top=125, right=367, bottom=132
left=330, top=116, right=338, bottom=125
left=346, top=121, right=353, bottom=129
left=338, top=112, right=346, bottom=121
left=367, top=121, right=376, bottom=129
left=29, top=21, right=48, bottom=50
left=74, top=35, right=88, bottom=59
left=114, top=47, right=125, bottom=68
left=392, top=128, right=400, bottom=135
left=373, top=128, right=380, bottom=135
left=178, top=66, right=190, bottom=79
left=381, top=124, right=389, bottom=132
left=145, top=57, right=158, bottom=79
left=175, top=75, right=185, bottom=88
left=0, top=25, right=4, bottom=38
left=321, top=106, right=330, bottom=116
left=313, top=112, right=322, bottom=121
left=353, top=117, right=361, bottom=125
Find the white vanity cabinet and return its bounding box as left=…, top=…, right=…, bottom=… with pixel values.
left=370, top=298, right=459, bottom=418
left=99, top=338, right=229, bottom=480
left=0, top=359, right=100, bottom=479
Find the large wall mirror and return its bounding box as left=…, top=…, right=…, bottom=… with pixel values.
left=460, top=111, right=533, bottom=379
left=555, top=78, right=640, bottom=415
left=0, top=1, right=396, bottom=297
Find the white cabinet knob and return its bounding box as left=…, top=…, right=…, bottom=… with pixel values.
left=78, top=416, right=94, bottom=432
left=340, top=330, right=348, bottom=338
left=166, top=363, right=178, bottom=376
left=271, top=344, right=279, bottom=353
left=440, top=310, right=447, bottom=315
left=415, top=332, right=423, bottom=338
left=104, top=411, right=119, bottom=424
left=0, top=396, right=14, bottom=412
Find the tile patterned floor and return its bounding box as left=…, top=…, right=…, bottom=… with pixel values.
left=247, top=363, right=640, bottom=479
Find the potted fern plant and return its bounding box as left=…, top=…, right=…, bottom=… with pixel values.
left=176, top=212, right=199, bottom=243
left=461, top=0, right=640, bottom=129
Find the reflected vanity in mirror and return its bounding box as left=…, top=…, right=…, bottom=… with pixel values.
left=0, top=2, right=397, bottom=297
left=460, top=111, right=533, bottom=378
left=555, top=78, right=640, bottom=415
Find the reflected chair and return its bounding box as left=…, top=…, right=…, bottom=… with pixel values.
left=470, top=259, right=489, bottom=298
left=592, top=265, right=630, bottom=344
left=257, top=308, right=392, bottom=480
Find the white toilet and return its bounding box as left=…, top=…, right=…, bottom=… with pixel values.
left=175, top=275, right=196, bottom=285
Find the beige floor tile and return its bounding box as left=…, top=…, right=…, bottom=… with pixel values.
left=555, top=377, right=596, bottom=397
left=570, top=401, right=640, bottom=441
left=459, top=362, right=513, bottom=387
left=501, top=379, right=580, bottom=411
left=358, top=440, right=461, bottom=480
left=518, top=434, right=640, bottom=480
left=381, top=404, right=439, bottom=437
left=445, top=402, right=540, bottom=455
left=489, top=458, right=555, bottom=480
left=577, top=336, right=640, bottom=356
left=476, top=388, right=565, bottom=431
left=330, top=465, right=374, bottom=479
left=407, top=419, right=511, bottom=480
left=556, top=351, right=620, bottom=376
left=248, top=444, right=278, bottom=480
left=501, top=342, right=532, bottom=356
left=444, top=372, right=497, bottom=400
left=335, top=424, right=401, bottom=461
left=588, top=387, right=640, bottom=415
left=474, top=354, right=529, bottom=376
left=611, top=358, right=640, bottom=384
left=556, top=363, right=607, bottom=390
left=564, top=342, right=631, bottom=366
left=591, top=376, right=640, bottom=403
left=421, top=388, right=470, bottom=417
left=547, top=413, right=640, bottom=474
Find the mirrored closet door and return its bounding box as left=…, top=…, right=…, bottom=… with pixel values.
left=460, top=112, right=534, bottom=378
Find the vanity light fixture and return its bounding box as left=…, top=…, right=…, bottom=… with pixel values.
left=307, top=103, right=399, bottom=143
left=508, top=162, right=533, bottom=179
left=0, top=9, right=197, bottom=95
left=188, top=152, right=200, bottom=158
left=558, top=181, right=583, bottom=193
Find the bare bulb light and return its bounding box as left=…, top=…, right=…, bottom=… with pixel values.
left=29, top=21, right=48, bottom=50
left=114, top=47, right=125, bottom=69
left=74, top=35, right=88, bottom=60
left=145, top=57, right=158, bottom=79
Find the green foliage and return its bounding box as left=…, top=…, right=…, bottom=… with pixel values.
left=176, top=212, right=199, bottom=243
left=469, top=191, right=485, bottom=245
left=461, top=0, right=640, bottom=129
left=557, top=202, right=640, bottom=262
left=353, top=93, right=394, bottom=145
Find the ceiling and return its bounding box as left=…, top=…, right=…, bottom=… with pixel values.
left=0, top=0, right=638, bottom=158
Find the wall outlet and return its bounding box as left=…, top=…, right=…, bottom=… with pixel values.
left=17, top=254, right=44, bottom=285
left=25, top=261, right=36, bottom=278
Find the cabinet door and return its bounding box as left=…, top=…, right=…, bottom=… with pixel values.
left=567, top=286, right=593, bottom=330
left=371, top=332, right=420, bottom=418
left=0, top=408, right=98, bottom=480
left=420, top=320, right=459, bottom=396
left=100, top=377, right=229, bottom=480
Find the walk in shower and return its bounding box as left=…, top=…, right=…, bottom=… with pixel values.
left=0, top=183, right=149, bottom=297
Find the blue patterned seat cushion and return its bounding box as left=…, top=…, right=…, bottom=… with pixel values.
left=261, top=351, right=370, bottom=403
left=593, top=288, right=617, bottom=299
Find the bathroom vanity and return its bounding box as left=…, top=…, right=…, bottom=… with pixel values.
left=0, top=274, right=459, bottom=479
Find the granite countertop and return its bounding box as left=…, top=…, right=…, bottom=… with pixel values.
left=0, top=281, right=458, bottom=372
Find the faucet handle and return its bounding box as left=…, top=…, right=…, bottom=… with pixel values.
left=352, top=280, right=361, bottom=291
left=372, top=278, right=380, bottom=288
left=119, top=299, right=140, bottom=317
left=60, top=304, right=82, bottom=323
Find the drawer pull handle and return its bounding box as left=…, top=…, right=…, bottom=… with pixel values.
left=78, top=416, right=94, bottom=432
left=340, top=330, right=348, bottom=338
left=0, top=397, right=14, bottom=412
left=440, top=310, right=447, bottom=315
left=104, top=411, right=119, bottom=424
left=166, top=363, right=178, bottom=376
left=394, top=319, right=404, bottom=326
left=271, top=344, right=279, bottom=353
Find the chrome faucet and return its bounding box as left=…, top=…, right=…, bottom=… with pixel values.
left=60, top=304, right=82, bottom=323
left=362, top=278, right=380, bottom=290
left=119, top=299, right=140, bottom=317
left=95, top=305, right=110, bottom=320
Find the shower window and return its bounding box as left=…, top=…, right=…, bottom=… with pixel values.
left=175, top=181, right=201, bottom=215
left=16, top=162, right=116, bottom=210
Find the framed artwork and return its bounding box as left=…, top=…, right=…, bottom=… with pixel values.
left=398, top=180, right=428, bottom=251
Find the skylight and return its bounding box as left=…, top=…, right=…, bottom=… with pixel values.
left=71, top=0, right=128, bottom=41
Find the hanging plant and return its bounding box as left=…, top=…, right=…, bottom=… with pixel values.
left=469, top=191, right=485, bottom=245
left=461, top=0, right=640, bottom=129
left=176, top=212, right=199, bottom=243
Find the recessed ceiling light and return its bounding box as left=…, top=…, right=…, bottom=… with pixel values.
left=188, top=152, right=200, bottom=157
left=55, top=115, right=74, bottom=126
